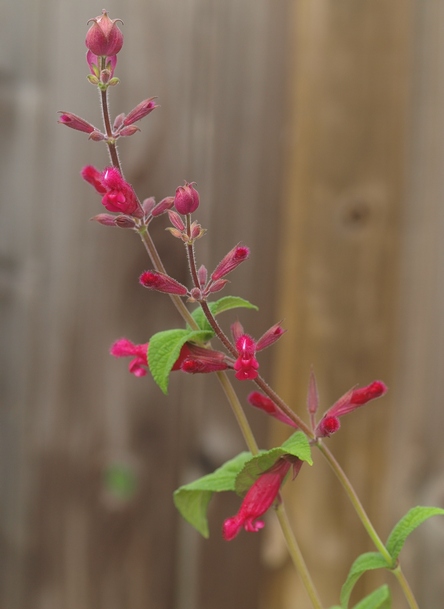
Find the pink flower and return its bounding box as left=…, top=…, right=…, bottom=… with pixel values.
left=111, top=339, right=227, bottom=378
left=110, top=339, right=149, bottom=377
left=223, top=457, right=302, bottom=540
left=233, top=334, right=259, bottom=380
left=81, top=165, right=142, bottom=217
left=315, top=380, right=388, bottom=438
left=231, top=321, right=285, bottom=381
left=174, top=182, right=200, bottom=215
left=85, top=10, right=124, bottom=57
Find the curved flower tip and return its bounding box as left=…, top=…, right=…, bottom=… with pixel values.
left=223, top=515, right=264, bottom=541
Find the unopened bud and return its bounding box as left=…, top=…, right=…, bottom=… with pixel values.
left=207, top=279, right=228, bottom=294
left=316, top=415, right=341, bottom=438
left=142, top=197, right=156, bottom=216
left=256, top=322, right=286, bottom=351
left=139, top=270, right=188, bottom=296
left=119, top=125, right=140, bottom=137
left=168, top=210, right=185, bottom=231
left=85, top=10, right=124, bottom=57
left=90, top=213, right=117, bottom=226
left=197, top=265, right=207, bottom=287
left=123, top=98, right=158, bottom=126
left=174, top=181, right=200, bottom=215
left=58, top=112, right=95, bottom=134
left=211, top=244, right=250, bottom=281
left=114, top=215, right=136, bottom=228
left=152, top=197, right=174, bottom=217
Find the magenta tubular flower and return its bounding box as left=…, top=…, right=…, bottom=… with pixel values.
left=180, top=345, right=229, bottom=374
left=174, top=182, right=200, bottom=215
left=58, top=112, right=96, bottom=134
left=247, top=391, right=297, bottom=427
left=85, top=10, right=124, bottom=57
left=110, top=339, right=149, bottom=377
left=139, top=270, right=188, bottom=296
left=223, top=457, right=302, bottom=541
left=315, top=380, right=388, bottom=438
left=234, top=334, right=259, bottom=380
left=211, top=244, right=250, bottom=281
left=82, top=166, right=142, bottom=217
left=111, top=339, right=198, bottom=378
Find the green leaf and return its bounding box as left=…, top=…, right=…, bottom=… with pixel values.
left=148, top=328, right=214, bottom=393
left=190, top=296, right=258, bottom=331
left=386, top=506, right=444, bottom=561
left=173, top=452, right=252, bottom=538
left=235, top=431, right=312, bottom=494
left=351, top=585, right=391, bottom=609
left=340, top=552, right=390, bottom=608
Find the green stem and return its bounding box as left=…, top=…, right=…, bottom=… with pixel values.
left=275, top=503, right=324, bottom=609
left=316, top=440, right=391, bottom=562
left=392, top=565, right=420, bottom=609
left=316, top=441, right=420, bottom=609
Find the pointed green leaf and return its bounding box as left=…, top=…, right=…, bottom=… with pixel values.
left=351, top=585, right=391, bottom=609
left=386, top=506, right=444, bottom=561
left=173, top=452, right=252, bottom=538
left=340, top=552, right=390, bottom=608
left=148, top=328, right=214, bottom=393
left=235, top=431, right=312, bottom=494
left=190, top=296, right=258, bottom=331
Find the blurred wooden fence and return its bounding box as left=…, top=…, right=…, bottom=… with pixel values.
left=1, top=0, right=444, bottom=608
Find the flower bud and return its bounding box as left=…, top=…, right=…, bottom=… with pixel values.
left=119, top=125, right=140, bottom=137
left=123, top=98, right=158, bottom=126
left=151, top=197, right=175, bottom=217
left=139, top=270, right=188, bottom=296
left=174, top=181, right=200, bottom=215
left=256, top=322, right=286, bottom=351
left=211, top=244, right=250, bottom=281
left=85, top=10, right=124, bottom=57
left=58, top=111, right=96, bottom=134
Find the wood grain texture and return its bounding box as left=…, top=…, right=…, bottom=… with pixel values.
left=265, top=1, right=413, bottom=607
left=0, top=1, right=290, bottom=608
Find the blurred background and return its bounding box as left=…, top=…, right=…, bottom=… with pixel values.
left=1, top=0, right=444, bottom=607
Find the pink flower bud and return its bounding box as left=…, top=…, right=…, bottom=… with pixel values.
left=207, top=279, right=228, bottom=294
left=316, top=415, right=340, bottom=438
left=197, top=265, right=208, bottom=287
left=247, top=392, right=298, bottom=427
left=85, top=10, right=124, bottom=57
left=119, top=125, right=140, bottom=137
left=88, top=131, right=106, bottom=141
left=123, top=98, right=158, bottom=126
left=113, top=113, right=125, bottom=130
left=58, top=112, right=96, bottom=134
left=142, top=197, right=156, bottom=216
left=168, top=210, right=186, bottom=231
left=211, top=244, right=250, bottom=281
left=174, top=181, right=200, bottom=215
left=256, top=322, right=286, bottom=351
left=139, top=270, right=188, bottom=296
left=151, top=197, right=175, bottom=217
left=90, top=213, right=118, bottom=226
left=114, top=215, right=136, bottom=229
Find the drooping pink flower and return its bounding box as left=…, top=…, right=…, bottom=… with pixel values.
left=85, top=10, right=124, bottom=57
left=81, top=165, right=142, bottom=217
left=247, top=391, right=297, bottom=427
left=223, top=457, right=302, bottom=540
left=315, top=380, right=388, bottom=438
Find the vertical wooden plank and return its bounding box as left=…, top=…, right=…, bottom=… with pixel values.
left=0, top=0, right=291, bottom=608
left=386, top=1, right=444, bottom=606
left=266, top=1, right=413, bottom=607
